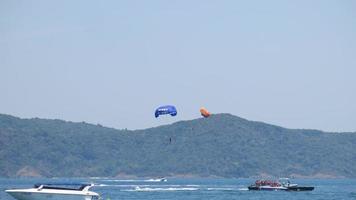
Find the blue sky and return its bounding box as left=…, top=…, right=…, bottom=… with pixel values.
left=1, top=1, right=355, bottom=132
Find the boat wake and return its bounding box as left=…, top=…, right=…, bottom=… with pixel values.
left=95, top=182, right=247, bottom=193
left=101, top=178, right=167, bottom=182
left=206, top=187, right=246, bottom=191
left=121, top=186, right=247, bottom=192
left=126, top=186, right=199, bottom=192
left=101, top=179, right=143, bottom=182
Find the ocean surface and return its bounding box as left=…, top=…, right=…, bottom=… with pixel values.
left=1, top=178, right=356, bottom=200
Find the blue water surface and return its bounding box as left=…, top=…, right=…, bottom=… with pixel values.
left=1, top=178, right=356, bottom=200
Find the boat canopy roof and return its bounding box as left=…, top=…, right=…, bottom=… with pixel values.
left=34, top=183, right=92, bottom=191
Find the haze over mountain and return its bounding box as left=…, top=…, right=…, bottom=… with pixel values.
left=0, top=113, right=355, bottom=178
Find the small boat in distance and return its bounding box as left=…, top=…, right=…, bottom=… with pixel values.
left=159, top=178, right=168, bottom=182
left=5, top=183, right=100, bottom=200
left=248, top=178, right=314, bottom=191
left=146, top=178, right=167, bottom=182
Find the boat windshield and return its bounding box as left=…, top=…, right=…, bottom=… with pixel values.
left=34, top=183, right=91, bottom=191
left=278, top=178, right=291, bottom=186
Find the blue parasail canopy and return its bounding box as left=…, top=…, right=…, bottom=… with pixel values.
left=155, top=105, right=177, bottom=118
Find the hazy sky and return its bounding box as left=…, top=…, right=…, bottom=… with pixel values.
left=1, top=1, right=355, bottom=132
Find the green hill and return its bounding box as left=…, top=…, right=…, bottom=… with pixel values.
left=0, top=113, right=356, bottom=178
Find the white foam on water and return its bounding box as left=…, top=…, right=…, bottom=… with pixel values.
left=206, top=187, right=239, bottom=191
left=90, top=177, right=110, bottom=180
left=144, top=179, right=167, bottom=182
left=96, top=184, right=152, bottom=187
left=185, top=185, right=200, bottom=187
left=102, top=179, right=142, bottom=182
left=101, top=178, right=167, bottom=182
left=125, top=186, right=199, bottom=192
left=96, top=184, right=110, bottom=187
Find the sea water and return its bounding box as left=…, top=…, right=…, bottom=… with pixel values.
left=1, top=178, right=356, bottom=200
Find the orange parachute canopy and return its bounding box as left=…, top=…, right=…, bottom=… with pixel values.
left=200, top=107, right=211, bottom=118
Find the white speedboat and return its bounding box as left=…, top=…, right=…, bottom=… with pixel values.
left=5, top=183, right=100, bottom=200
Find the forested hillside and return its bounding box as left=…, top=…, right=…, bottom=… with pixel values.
left=1, top=113, right=355, bottom=178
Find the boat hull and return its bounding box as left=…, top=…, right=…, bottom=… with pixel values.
left=248, top=186, right=314, bottom=191
left=6, top=191, right=99, bottom=200
left=248, top=186, right=287, bottom=191
left=287, top=186, right=314, bottom=191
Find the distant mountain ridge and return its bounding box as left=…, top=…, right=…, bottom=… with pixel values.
left=1, top=113, right=356, bottom=178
